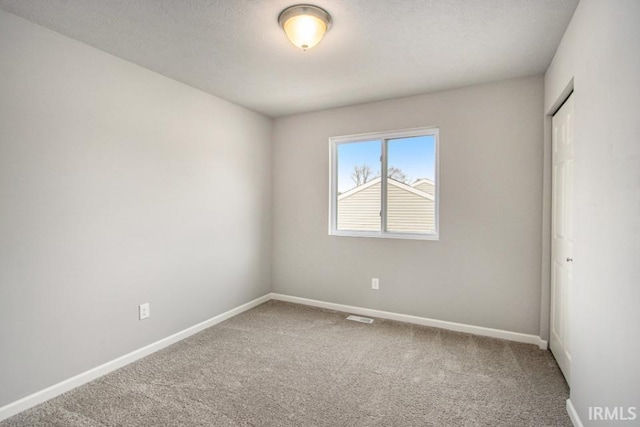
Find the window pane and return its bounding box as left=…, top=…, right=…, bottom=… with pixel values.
left=337, top=140, right=381, bottom=231
left=386, top=135, right=436, bottom=233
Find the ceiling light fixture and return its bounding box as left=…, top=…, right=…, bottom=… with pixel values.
left=278, top=4, right=332, bottom=51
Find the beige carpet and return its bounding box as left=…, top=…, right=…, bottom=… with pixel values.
left=1, top=301, right=571, bottom=426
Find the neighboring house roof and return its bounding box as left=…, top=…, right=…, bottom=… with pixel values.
left=411, top=178, right=435, bottom=195
left=338, top=177, right=434, bottom=201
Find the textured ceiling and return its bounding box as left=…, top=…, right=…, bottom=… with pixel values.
left=0, top=0, right=578, bottom=117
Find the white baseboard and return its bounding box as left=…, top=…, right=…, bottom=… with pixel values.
left=271, top=293, right=548, bottom=349
left=0, top=293, right=271, bottom=422
left=0, top=291, right=549, bottom=422
left=567, top=399, right=584, bottom=427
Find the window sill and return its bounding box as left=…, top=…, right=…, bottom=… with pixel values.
left=329, top=230, right=439, bottom=241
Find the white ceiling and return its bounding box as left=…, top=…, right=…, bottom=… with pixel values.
left=0, top=0, right=578, bottom=117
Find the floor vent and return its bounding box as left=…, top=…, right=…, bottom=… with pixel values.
left=346, top=315, right=374, bottom=324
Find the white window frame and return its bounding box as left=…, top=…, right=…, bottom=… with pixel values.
left=329, top=126, right=439, bottom=240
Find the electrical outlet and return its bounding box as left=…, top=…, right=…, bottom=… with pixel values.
left=139, top=303, right=150, bottom=320
left=371, top=278, right=379, bottom=290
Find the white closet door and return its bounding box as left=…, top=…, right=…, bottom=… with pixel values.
left=550, top=94, right=574, bottom=384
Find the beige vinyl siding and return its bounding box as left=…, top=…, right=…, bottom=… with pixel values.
left=412, top=179, right=435, bottom=196
left=387, top=181, right=435, bottom=233
left=337, top=179, right=435, bottom=233
left=337, top=181, right=381, bottom=231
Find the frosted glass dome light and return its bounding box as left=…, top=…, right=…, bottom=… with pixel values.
left=278, top=5, right=332, bottom=51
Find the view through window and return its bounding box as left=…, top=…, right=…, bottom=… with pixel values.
left=330, top=128, right=438, bottom=239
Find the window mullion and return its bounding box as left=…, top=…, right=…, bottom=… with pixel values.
left=380, top=139, right=388, bottom=233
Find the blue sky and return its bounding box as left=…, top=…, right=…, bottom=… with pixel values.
left=337, top=135, right=436, bottom=193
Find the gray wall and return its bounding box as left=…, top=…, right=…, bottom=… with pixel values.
left=545, top=0, right=640, bottom=424
left=0, top=10, right=272, bottom=407
left=272, top=76, right=545, bottom=336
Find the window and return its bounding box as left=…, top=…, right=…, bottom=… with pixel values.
left=329, top=127, right=439, bottom=240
